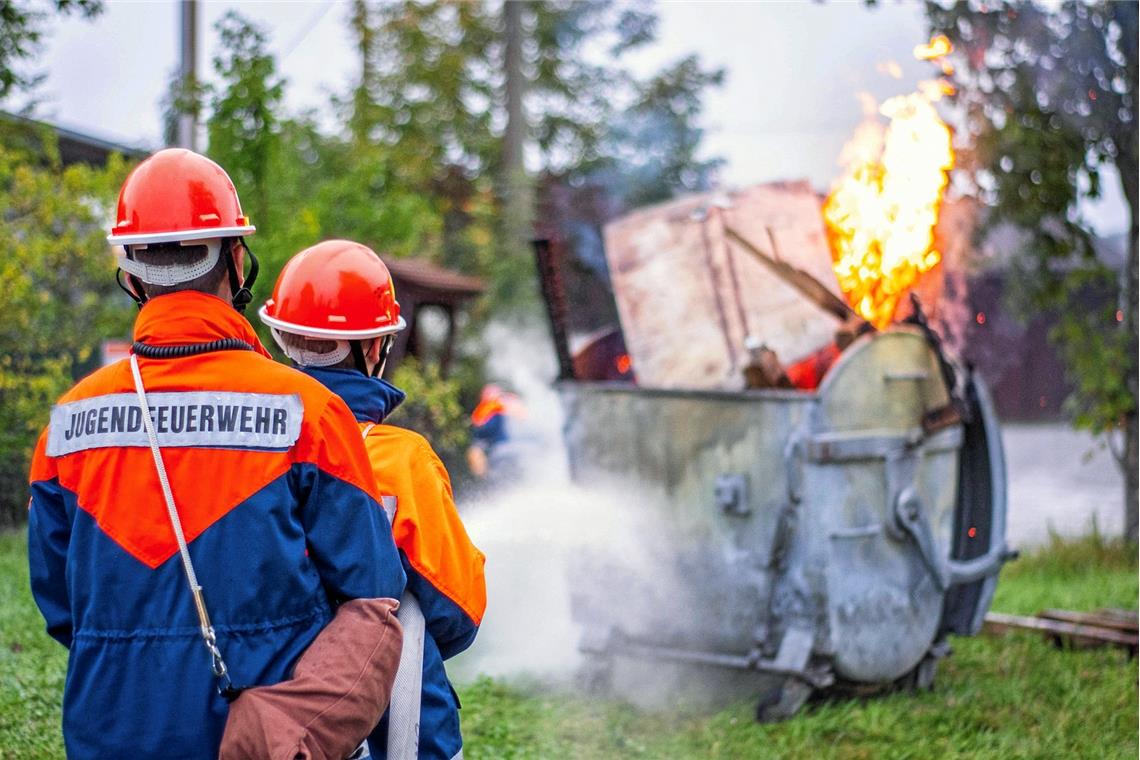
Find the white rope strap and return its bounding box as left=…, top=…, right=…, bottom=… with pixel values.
left=129, top=353, right=232, bottom=690
left=387, top=592, right=425, bottom=760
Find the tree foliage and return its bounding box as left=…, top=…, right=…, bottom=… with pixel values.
left=345, top=0, right=500, bottom=297
left=0, top=134, right=133, bottom=526
left=206, top=11, right=284, bottom=230
left=202, top=12, right=442, bottom=347
left=350, top=0, right=497, bottom=185
left=924, top=0, right=1138, bottom=537
left=600, top=54, right=726, bottom=209
left=0, top=0, right=102, bottom=104
left=388, top=356, right=470, bottom=476
left=526, top=0, right=658, bottom=174
left=343, top=0, right=724, bottom=308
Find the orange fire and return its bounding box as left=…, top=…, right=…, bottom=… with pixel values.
left=822, top=36, right=955, bottom=329
left=913, top=35, right=952, bottom=61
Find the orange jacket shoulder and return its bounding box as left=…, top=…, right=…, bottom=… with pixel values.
left=363, top=424, right=486, bottom=624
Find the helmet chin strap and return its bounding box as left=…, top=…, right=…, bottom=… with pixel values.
left=227, top=238, right=259, bottom=312
left=349, top=335, right=396, bottom=378
left=373, top=335, right=395, bottom=378
left=116, top=269, right=148, bottom=309
left=350, top=340, right=369, bottom=376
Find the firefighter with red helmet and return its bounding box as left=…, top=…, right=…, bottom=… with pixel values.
left=26, top=150, right=406, bottom=758
left=260, top=239, right=487, bottom=760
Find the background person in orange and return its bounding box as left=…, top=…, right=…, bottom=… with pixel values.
left=259, top=239, right=486, bottom=760
left=466, top=383, right=525, bottom=480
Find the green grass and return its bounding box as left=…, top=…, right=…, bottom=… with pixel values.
left=2, top=530, right=1136, bottom=758
left=0, top=531, right=69, bottom=758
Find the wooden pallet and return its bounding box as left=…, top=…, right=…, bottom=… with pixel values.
left=983, top=608, right=1138, bottom=656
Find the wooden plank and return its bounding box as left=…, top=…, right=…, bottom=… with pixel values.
left=1038, top=608, right=1138, bottom=634
left=722, top=225, right=858, bottom=323
left=1097, top=608, right=1140, bottom=624
left=983, top=611, right=1139, bottom=650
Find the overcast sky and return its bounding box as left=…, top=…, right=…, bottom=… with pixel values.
left=21, top=0, right=1128, bottom=234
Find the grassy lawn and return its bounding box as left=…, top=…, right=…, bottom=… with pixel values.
left=1, top=530, right=1135, bottom=758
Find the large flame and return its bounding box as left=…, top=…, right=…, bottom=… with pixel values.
left=823, top=37, right=955, bottom=329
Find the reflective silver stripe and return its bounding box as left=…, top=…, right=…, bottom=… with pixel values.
left=46, top=391, right=303, bottom=456
left=387, top=592, right=425, bottom=760
left=380, top=495, right=398, bottom=524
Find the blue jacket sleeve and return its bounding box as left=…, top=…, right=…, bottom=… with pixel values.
left=27, top=477, right=74, bottom=649
left=297, top=399, right=406, bottom=604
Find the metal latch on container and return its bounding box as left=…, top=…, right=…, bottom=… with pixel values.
left=715, top=474, right=750, bottom=516
left=890, top=487, right=949, bottom=591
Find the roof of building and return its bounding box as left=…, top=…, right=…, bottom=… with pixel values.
left=384, top=256, right=485, bottom=299
left=1, top=111, right=149, bottom=166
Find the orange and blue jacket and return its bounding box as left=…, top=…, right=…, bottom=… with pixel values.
left=470, top=397, right=508, bottom=449
left=302, top=367, right=486, bottom=760
left=26, top=292, right=406, bottom=760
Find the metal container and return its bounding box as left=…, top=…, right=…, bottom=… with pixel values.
left=557, top=327, right=1010, bottom=719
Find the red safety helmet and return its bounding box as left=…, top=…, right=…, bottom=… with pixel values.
left=107, top=148, right=255, bottom=247
left=259, top=240, right=405, bottom=340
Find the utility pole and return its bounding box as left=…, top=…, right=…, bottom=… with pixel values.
left=177, top=0, right=198, bottom=150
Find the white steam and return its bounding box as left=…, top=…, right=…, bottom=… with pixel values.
left=446, top=323, right=790, bottom=713
left=449, top=322, right=662, bottom=685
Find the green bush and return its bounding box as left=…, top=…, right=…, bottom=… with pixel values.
left=0, top=134, right=134, bottom=526
left=387, top=357, right=471, bottom=478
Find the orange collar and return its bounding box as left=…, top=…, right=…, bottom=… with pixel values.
left=132, top=291, right=272, bottom=358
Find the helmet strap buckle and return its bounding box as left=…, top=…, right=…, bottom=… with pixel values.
left=350, top=339, right=369, bottom=376
left=227, top=239, right=259, bottom=312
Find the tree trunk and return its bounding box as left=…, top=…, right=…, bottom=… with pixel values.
left=1122, top=211, right=1138, bottom=542
left=497, top=0, right=534, bottom=305
left=1112, top=0, right=1139, bottom=541
left=1126, top=410, right=1138, bottom=542
left=1116, top=147, right=1138, bottom=542
left=502, top=0, right=527, bottom=208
